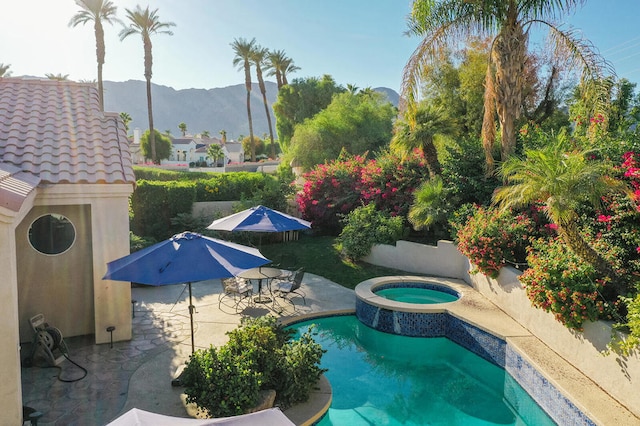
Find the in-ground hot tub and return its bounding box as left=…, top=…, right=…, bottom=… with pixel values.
left=355, top=276, right=463, bottom=336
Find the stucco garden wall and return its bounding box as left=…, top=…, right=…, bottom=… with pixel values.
left=364, top=240, right=640, bottom=417
left=192, top=201, right=237, bottom=220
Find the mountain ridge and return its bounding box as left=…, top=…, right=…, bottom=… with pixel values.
left=103, top=80, right=399, bottom=140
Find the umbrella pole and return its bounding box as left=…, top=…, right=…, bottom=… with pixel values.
left=188, top=283, right=195, bottom=354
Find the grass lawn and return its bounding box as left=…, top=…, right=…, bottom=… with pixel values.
left=258, top=234, right=408, bottom=290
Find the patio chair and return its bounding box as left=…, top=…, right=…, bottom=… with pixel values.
left=272, top=267, right=306, bottom=306
left=219, top=277, right=253, bottom=313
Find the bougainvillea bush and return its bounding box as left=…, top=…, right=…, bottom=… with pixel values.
left=452, top=206, right=539, bottom=278
left=519, top=236, right=616, bottom=331
left=296, top=150, right=429, bottom=234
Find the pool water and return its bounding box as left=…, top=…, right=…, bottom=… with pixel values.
left=376, top=287, right=459, bottom=304
left=292, top=316, right=555, bottom=426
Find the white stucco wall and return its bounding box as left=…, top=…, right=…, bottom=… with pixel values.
left=0, top=194, right=38, bottom=424
left=364, top=240, right=640, bottom=417
left=192, top=201, right=237, bottom=220
left=0, top=219, right=24, bottom=425
left=36, top=184, right=133, bottom=345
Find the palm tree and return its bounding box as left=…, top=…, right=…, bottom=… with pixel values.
left=346, top=84, right=359, bottom=94
left=119, top=5, right=175, bottom=164
left=69, top=0, right=120, bottom=111
left=391, top=103, right=454, bottom=178
left=45, top=73, right=70, bottom=81
left=251, top=45, right=276, bottom=158
left=266, top=49, right=286, bottom=89
left=0, top=63, right=12, bottom=77
left=219, top=129, right=227, bottom=143
left=231, top=37, right=257, bottom=162
left=119, top=111, right=132, bottom=133
left=207, top=143, right=225, bottom=166
left=403, top=0, right=611, bottom=171
left=281, top=57, right=300, bottom=86
left=201, top=130, right=211, bottom=138
left=493, top=136, right=629, bottom=291
left=178, top=122, right=187, bottom=136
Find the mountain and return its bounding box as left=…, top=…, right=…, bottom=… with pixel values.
left=103, top=80, right=399, bottom=139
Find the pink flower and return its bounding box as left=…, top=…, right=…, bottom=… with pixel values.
left=597, top=215, right=612, bottom=223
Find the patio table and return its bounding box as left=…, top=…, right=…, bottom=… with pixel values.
left=238, top=267, right=282, bottom=303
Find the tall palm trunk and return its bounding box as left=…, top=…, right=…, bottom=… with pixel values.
left=422, top=135, right=441, bottom=177
left=493, top=11, right=526, bottom=161
left=244, top=66, right=255, bottom=162
left=144, top=37, right=156, bottom=163
left=256, top=65, right=275, bottom=158
left=481, top=63, right=497, bottom=175
left=95, top=19, right=105, bottom=111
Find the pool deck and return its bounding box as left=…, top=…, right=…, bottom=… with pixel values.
left=21, top=273, right=640, bottom=425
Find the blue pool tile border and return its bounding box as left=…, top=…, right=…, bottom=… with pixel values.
left=355, top=300, right=596, bottom=426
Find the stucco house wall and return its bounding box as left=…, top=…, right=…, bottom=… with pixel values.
left=0, top=78, right=135, bottom=423
left=364, top=240, right=640, bottom=417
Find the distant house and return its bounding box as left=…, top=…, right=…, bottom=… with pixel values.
left=225, top=141, right=245, bottom=164
left=166, top=137, right=198, bottom=166
left=0, top=78, right=135, bottom=423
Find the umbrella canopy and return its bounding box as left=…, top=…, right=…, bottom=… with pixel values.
left=107, top=407, right=295, bottom=426
left=103, top=231, right=270, bottom=352
left=207, top=205, right=311, bottom=233
left=103, top=231, right=270, bottom=285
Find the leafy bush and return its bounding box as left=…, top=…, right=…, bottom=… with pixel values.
left=337, top=203, right=405, bottom=261
left=194, top=173, right=277, bottom=202
left=130, top=180, right=196, bottom=241
left=519, top=237, right=615, bottom=331
left=129, top=232, right=156, bottom=252
left=453, top=206, right=537, bottom=278
left=182, top=345, right=262, bottom=418
left=181, top=316, right=326, bottom=416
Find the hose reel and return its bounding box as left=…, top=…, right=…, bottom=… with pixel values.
left=27, top=314, right=68, bottom=367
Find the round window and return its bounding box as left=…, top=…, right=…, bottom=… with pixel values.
left=28, top=213, right=76, bottom=255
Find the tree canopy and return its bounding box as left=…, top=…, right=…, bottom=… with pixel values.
left=288, top=91, right=395, bottom=170
left=140, top=129, right=172, bottom=162
left=272, top=75, right=344, bottom=153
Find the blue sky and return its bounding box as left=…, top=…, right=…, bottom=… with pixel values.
left=2, top=1, right=639, bottom=93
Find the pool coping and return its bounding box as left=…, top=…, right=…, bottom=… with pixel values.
left=285, top=277, right=639, bottom=426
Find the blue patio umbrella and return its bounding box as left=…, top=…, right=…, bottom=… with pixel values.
left=103, top=231, right=270, bottom=352
left=207, top=205, right=311, bottom=233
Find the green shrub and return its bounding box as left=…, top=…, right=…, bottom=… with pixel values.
left=182, top=345, right=261, bottom=418
left=275, top=327, right=327, bottom=408
left=181, top=316, right=325, bottom=415
left=130, top=180, right=196, bottom=241
left=133, top=166, right=212, bottom=181
left=610, top=294, right=640, bottom=355
left=337, top=203, right=405, bottom=261
left=194, top=173, right=277, bottom=202
left=129, top=232, right=156, bottom=252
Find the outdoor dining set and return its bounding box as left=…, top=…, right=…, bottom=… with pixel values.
left=219, top=266, right=306, bottom=315
left=102, top=205, right=312, bottom=354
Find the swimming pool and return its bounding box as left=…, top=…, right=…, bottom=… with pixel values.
left=291, top=315, right=555, bottom=426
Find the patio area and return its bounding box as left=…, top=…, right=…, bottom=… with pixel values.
left=20, top=272, right=356, bottom=425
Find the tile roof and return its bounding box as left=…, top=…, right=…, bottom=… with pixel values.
left=0, top=78, right=135, bottom=212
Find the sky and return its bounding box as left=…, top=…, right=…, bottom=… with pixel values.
left=2, top=1, right=640, bottom=94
